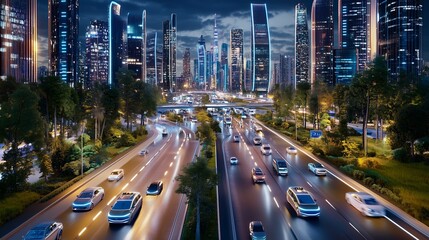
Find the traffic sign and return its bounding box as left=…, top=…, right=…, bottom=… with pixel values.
left=310, top=130, right=322, bottom=138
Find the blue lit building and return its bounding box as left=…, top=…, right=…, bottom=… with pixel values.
left=85, top=20, right=108, bottom=87
left=146, top=32, right=158, bottom=86
left=220, top=43, right=229, bottom=91
left=48, top=0, right=79, bottom=86
left=230, top=29, right=243, bottom=93
left=251, top=3, right=271, bottom=96
left=378, top=0, right=423, bottom=80
left=295, top=3, right=309, bottom=88
left=0, top=0, right=37, bottom=83
left=333, top=48, right=357, bottom=85
left=108, top=1, right=125, bottom=87
left=127, top=13, right=143, bottom=80
left=196, top=35, right=207, bottom=90
left=162, top=14, right=177, bottom=92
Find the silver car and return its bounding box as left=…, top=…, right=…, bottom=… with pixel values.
left=308, top=162, right=327, bottom=176
left=346, top=192, right=385, bottom=217
left=72, top=187, right=104, bottom=211
left=23, top=222, right=63, bottom=240
left=108, top=192, right=143, bottom=224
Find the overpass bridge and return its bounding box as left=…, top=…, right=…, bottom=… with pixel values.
left=157, top=102, right=274, bottom=111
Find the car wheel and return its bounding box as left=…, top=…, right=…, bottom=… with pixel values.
left=56, top=230, right=62, bottom=240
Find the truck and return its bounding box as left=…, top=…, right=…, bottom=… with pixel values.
left=272, top=158, right=288, bottom=176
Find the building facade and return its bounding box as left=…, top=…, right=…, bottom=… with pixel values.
left=85, top=20, right=108, bottom=87
left=48, top=0, right=79, bottom=86
left=230, top=28, right=243, bottom=92
left=311, top=0, right=334, bottom=86
left=294, top=3, right=309, bottom=88
left=127, top=13, right=143, bottom=80
left=333, top=48, right=357, bottom=85
left=220, top=43, right=229, bottom=92
left=182, top=47, right=191, bottom=89
left=162, top=14, right=177, bottom=92
left=0, top=0, right=37, bottom=83
left=251, top=3, right=271, bottom=96
left=196, top=35, right=207, bottom=90
left=279, top=54, right=295, bottom=87
left=378, top=0, right=423, bottom=80
left=108, top=1, right=125, bottom=87
left=146, top=32, right=158, bottom=86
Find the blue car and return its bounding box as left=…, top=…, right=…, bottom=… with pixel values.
left=23, top=222, right=63, bottom=240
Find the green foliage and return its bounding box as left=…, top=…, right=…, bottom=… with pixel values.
left=325, top=145, right=344, bottom=157
left=340, top=164, right=356, bottom=175
left=392, top=148, right=410, bottom=162
left=0, top=191, right=41, bottom=225
left=62, top=160, right=89, bottom=176
left=201, top=94, right=210, bottom=104
left=90, top=148, right=109, bottom=168
left=115, top=132, right=137, bottom=148
left=132, top=126, right=147, bottom=138
left=360, top=158, right=380, bottom=169
left=352, top=170, right=365, bottom=180
left=363, top=177, right=375, bottom=186
left=341, top=140, right=360, bottom=157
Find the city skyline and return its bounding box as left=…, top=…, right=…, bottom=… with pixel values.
left=36, top=1, right=428, bottom=77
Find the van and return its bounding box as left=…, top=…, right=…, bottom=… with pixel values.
left=272, top=159, right=288, bottom=176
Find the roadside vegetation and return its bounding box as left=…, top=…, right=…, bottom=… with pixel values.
left=0, top=69, right=160, bottom=225
left=263, top=57, right=429, bottom=225
left=177, top=109, right=219, bottom=240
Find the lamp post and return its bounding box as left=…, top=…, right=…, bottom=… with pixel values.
left=81, top=121, right=86, bottom=176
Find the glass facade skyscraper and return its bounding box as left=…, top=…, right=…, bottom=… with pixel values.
left=333, top=48, right=357, bottom=85
left=251, top=3, right=271, bottom=95
left=48, top=0, right=79, bottom=86
left=108, top=1, right=125, bottom=87
left=162, top=14, right=177, bottom=92
left=279, top=54, right=294, bottom=87
left=230, top=28, right=243, bottom=93
left=146, top=32, right=158, bottom=86
left=196, top=35, right=207, bottom=90
left=311, top=0, right=334, bottom=86
left=183, top=48, right=191, bottom=89
left=220, top=43, right=229, bottom=92
left=85, top=20, right=108, bottom=87
left=127, top=13, right=143, bottom=80
left=295, top=3, right=309, bottom=88
left=378, top=0, right=423, bottom=80
left=0, top=0, right=37, bottom=83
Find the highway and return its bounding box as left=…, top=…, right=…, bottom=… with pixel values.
left=218, top=117, right=428, bottom=240
left=3, top=122, right=197, bottom=240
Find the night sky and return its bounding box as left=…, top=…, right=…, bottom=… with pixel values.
left=37, top=0, right=429, bottom=74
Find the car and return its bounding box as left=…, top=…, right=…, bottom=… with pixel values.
left=146, top=181, right=163, bottom=195
left=139, top=149, right=148, bottom=155
left=286, top=146, right=298, bottom=155
left=251, top=167, right=266, bottom=184
left=72, top=187, right=104, bottom=211
left=254, top=124, right=263, bottom=132
left=162, top=128, right=168, bottom=137
left=272, top=158, right=288, bottom=176
left=23, top=221, right=63, bottom=240
left=345, top=192, right=385, bottom=217
left=249, top=221, right=267, bottom=240
left=253, top=137, right=262, bottom=145
left=241, top=114, right=247, bottom=119
left=286, top=186, right=320, bottom=217
left=233, top=135, right=240, bottom=142
left=108, top=169, right=124, bottom=181
left=260, top=144, right=272, bottom=155
left=108, top=192, right=143, bottom=224
left=230, top=156, right=238, bottom=165
left=308, top=162, right=327, bottom=176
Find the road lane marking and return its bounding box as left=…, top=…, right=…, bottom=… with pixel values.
left=164, top=170, right=168, bottom=176
left=170, top=162, right=173, bottom=167
left=267, top=185, right=272, bottom=192
left=307, top=181, right=313, bottom=188
left=325, top=199, right=336, bottom=210
left=174, top=156, right=177, bottom=159
left=78, top=227, right=86, bottom=236
left=107, top=196, right=115, bottom=205
left=349, top=222, right=361, bottom=235
left=121, top=183, right=129, bottom=191
left=273, top=197, right=280, bottom=208
left=140, top=166, right=145, bottom=172
left=385, top=216, right=419, bottom=240
left=130, top=174, right=138, bottom=182
left=92, top=211, right=102, bottom=221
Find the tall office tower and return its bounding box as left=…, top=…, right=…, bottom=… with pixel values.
left=220, top=43, right=229, bottom=91
left=379, top=0, right=423, bottom=80
left=38, top=66, right=49, bottom=80
left=212, top=14, right=219, bottom=90
left=251, top=3, right=271, bottom=96
left=196, top=35, right=207, bottom=90
left=311, top=0, right=334, bottom=86
left=48, top=0, right=79, bottom=86
left=142, top=10, right=147, bottom=82
left=294, top=3, right=309, bottom=88
left=244, top=58, right=252, bottom=92
left=146, top=32, right=158, bottom=86
left=156, top=35, right=163, bottom=87
left=367, top=0, right=377, bottom=63
left=85, top=20, right=108, bottom=87
left=230, top=29, right=243, bottom=92
left=127, top=13, right=143, bottom=80
left=273, top=63, right=279, bottom=85
left=162, top=14, right=177, bottom=92
left=206, top=50, right=214, bottom=89
left=109, top=2, right=125, bottom=87
left=183, top=48, right=191, bottom=89
left=193, top=58, right=198, bottom=88
left=0, top=0, right=37, bottom=83
left=279, top=55, right=295, bottom=87
left=78, top=41, right=86, bottom=87
left=333, top=48, right=357, bottom=85
left=339, top=0, right=367, bottom=72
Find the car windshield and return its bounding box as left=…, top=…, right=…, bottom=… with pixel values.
left=363, top=197, right=379, bottom=205
left=314, top=163, right=323, bottom=168
left=78, top=191, right=93, bottom=198
left=277, top=161, right=287, bottom=167
left=148, top=184, right=158, bottom=191
left=112, top=200, right=131, bottom=210
left=263, top=147, right=270, bottom=150
left=255, top=170, right=263, bottom=175
left=25, top=230, right=46, bottom=239
left=253, top=225, right=264, bottom=232
left=111, top=171, right=119, bottom=175
left=297, top=194, right=316, bottom=204
left=289, top=147, right=296, bottom=150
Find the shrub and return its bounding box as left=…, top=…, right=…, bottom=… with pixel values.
left=363, top=177, right=375, bottom=186
left=327, top=156, right=348, bottom=167
left=392, top=148, right=410, bottom=162
left=367, top=151, right=376, bottom=157
left=115, top=132, right=136, bottom=148
left=380, top=187, right=402, bottom=203
left=370, top=184, right=382, bottom=192
left=352, top=170, right=365, bottom=180
left=325, top=145, right=344, bottom=157
left=361, top=158, right=380, bottom=169
left=312, top=146, right=325, bottom=157
left=132, top=126, right=147, bottom=138
left=340, top=164, right=355, bottom=175
left=0, top=191, right=40, bottom=225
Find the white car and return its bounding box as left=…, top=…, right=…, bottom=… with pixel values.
left=345, top=192, right=385, bottom=217
left=108, top=169, right=124, bottom=181
left=72, top=187, right=104, bottom=211
left=308, top=162, right=327, bottom=176
left=139, top=149, right=148, bottom=155
left=233, top=135, right=240, bottom=142
left=286, top=146, right=298, bottom=155
left=253, top=137, right=262, bottom=145
left=260, top=144, right=272, bottom=155
left=230, top=157, right=238, bottom=165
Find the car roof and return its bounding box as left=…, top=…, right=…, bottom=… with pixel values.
left=112, top=169, right=123, bottom=172
left=31, top=222, right=56, bottom=229
left=149, top=181, right=162, bottom=186
left=82, top=187, right=100, bottom=192
left=118, top=192, right=140, bottom=200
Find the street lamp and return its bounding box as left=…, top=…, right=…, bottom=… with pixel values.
left=81, top=120, right=87, bottom=176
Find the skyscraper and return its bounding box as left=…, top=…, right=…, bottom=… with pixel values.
left=85, top=20, right=108, bottom=87
left=196, top=35, right=207, bottom=90
left=127, top=13, right=143, bottom=80
left=220, top=43, right=229, bottom=92
left=183, top=48, right=191, bottom=89
left=162, top=14, right=177, bottom=92
left=0, top=0, right=37, bottom=83
left=295, top=3, right=309, bottom=88
left=230, top=29, right=243, bottom=92
left=142, top=10, right=147, bottom=82
left=146, top=32, right=158, bottom=86
left=108, top=1, right=125, bottom=87
left=333, top=48, right=357, bottom=85
left=251, top=3, right=271, bottom=95
left=378, top=0, right=423, bottom=80
left=339, top=0, right=368, bottom=72
left=212, top=14, right=219, bottom=90
left=279, top=55, right=295, bottom=87
left=48, top=0, right=79, bottom=86
left=311, top=0, right=334, bottom=86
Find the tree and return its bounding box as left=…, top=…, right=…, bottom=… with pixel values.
left=117, top=69, right=138, bottom=130
left=0, top=85, right=44, bottom=192
left=101, top=85, right=120, bottom=141
left=134, top=81, right=158, bottom=126
left=296, top=82, right=311, bottom=128
left=175, top=157, right=217, bottom=240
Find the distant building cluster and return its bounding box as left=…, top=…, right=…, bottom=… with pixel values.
left=0, top=0, right=423, bottom=92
